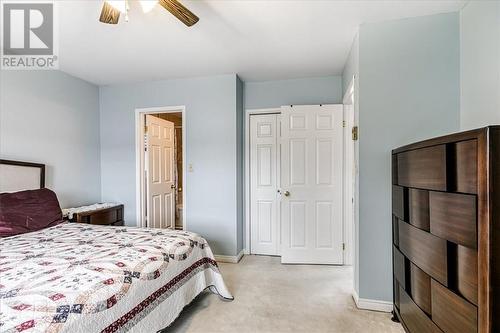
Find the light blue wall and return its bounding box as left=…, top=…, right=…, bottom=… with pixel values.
left=0, top=71, right=101, bottom=208
left=460, top=1, right=500, bottom=130
left=242, top=75, right=343, bottom=251
left=99, top=74, right=241, bottom=256
left=357, top=13, right=460, bottom=302
left=99, top=74, right=341, bottom=256
left=245, top=76, right=343, bottom=109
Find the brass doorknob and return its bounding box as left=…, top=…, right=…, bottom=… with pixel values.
left=283, top=190, right=290, bottom=197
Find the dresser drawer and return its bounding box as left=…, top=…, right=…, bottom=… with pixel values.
left=397, top=145, right=447, bottom=191
left=454, top=140, right=477, bottom=194
left=392, top=154, right=398, bottom=185
left=74, top=205, right=124, bottom=226
left=393, top=245, right=406, bottom=287
left=394, top=280, right=401, bottom=309
left=400, top=286, right=443, bottom=333
left=429, top=192, right=477, bottom=249
left=392, top=185, right=406, bottom=221
left=457, top=245, right=478, bottom=306
left=88, top=210, right=117, bottom=225
left=409, top=189, right=430, bottom=231
left=431, top=280, right=477, bottom=333
left=393, top=216, right=399, bottom=247
left=410, top=263, right=431, bottom=315
left=398, top=220, right=448, bottom=285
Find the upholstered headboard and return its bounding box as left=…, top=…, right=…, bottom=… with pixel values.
left=0, top=159, right=45, bottom=193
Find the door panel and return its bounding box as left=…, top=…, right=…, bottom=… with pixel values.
left=151, top=194, right=162, bottom=227
left=257, top=201, right=273, bottom=243
left=281, top=105, right=343, bottom=264
left=290, top=201, right=306, bottom=247
left=316, top=138, right=333, bottom=185
left=290, top=114, right=307, bottom=129
left=164, top=192, right=174, bottom=229
left=290, top=139, right=306, bottom=185
left=257, top=145, right=273, bottom=186
left=151, top=145, right=161, bottom=183
left=163, top=146, right=172, bottom=182
left=316, top=201, right=333, bottom=248
left=316, top=114, right=333, bottom=130
left=146, top=115, right=175, bottom=229
left=250, top=114, right=279, bottom=255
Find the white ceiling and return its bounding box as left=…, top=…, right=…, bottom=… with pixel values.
left=58, top=0, right=467, bottom=85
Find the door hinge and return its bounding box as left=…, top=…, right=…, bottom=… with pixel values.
left=352, top=126, right=358, bottom=141
left=342, top=120, right=346, bottom=128
left=342, top=243, right=346, bottom=251
left=144, top=125, right=148, bottom=133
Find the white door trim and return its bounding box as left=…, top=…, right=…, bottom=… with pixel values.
left=245, top=108, right=281, bottom=254
left=135, top=106, right=186, bottom=230
left=342, top=77, right=356, bottom=266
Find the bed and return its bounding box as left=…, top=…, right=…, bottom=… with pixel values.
left=0, top=160, right=233, bottom=333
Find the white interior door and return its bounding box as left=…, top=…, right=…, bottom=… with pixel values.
left=280, top=105, right=344, bottom=264
left=250, top=114, right=280, bottom=255
left=146, top=115, right=175, bottom=229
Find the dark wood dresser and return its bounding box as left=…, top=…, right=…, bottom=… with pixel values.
left=392, top=126, right=500, bottom=333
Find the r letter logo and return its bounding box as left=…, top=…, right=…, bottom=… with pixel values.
left=1, top=1, right=58, bottom=69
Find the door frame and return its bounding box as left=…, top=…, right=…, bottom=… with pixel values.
left=245, top=108, right=281, bottom=254
left=245, top=105, right=354, bottom=264
left=343, top=79, right=356, bottom=266
left=135, top=105, right=186, bottom=230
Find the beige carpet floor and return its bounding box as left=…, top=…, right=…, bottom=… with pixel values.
left=162, top=255, right=404, bottom=333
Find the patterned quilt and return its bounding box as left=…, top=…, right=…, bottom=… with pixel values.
left=0, top=223, right=233, bottom=333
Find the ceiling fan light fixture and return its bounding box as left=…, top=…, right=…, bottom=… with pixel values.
left=106, top=0, right=127, bottom=14
left=99, top=0, right=198, bottom=26
left=140, top=0, right=159, bottom=13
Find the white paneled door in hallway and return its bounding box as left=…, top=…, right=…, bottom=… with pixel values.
left=280, top=105, right=344, bottom=264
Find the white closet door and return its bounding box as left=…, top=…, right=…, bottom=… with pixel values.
left=250, top=114, right=279, bottom=255
left=146, top=115, right=175, bottom=229
left=280, top=105, right=344, bottom=264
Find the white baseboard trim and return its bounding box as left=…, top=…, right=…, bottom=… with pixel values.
left=214, top=250, right=244, bottom=264
left=352, top=289, right=393, bottom=313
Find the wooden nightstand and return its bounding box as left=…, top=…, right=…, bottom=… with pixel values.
left=68, top=204, right=124, bottom=226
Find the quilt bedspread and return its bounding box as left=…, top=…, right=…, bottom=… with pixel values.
left=0, top=223, right=232, bottom=333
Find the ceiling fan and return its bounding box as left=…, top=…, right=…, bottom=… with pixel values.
left=99, top=0, right=199, bottom=26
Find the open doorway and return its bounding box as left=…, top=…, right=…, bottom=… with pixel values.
left=135, top=106, right=186, bottom=230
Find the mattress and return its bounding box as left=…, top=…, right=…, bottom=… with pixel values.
left=0, top=223, right=232, bottom=332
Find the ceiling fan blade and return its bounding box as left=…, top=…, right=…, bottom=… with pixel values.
left=99, top=1, right=120, bottom=24
left=159, top=0, right=199, bottom=27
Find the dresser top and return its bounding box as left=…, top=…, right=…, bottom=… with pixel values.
left=392, top=125, right=500, bottom=155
